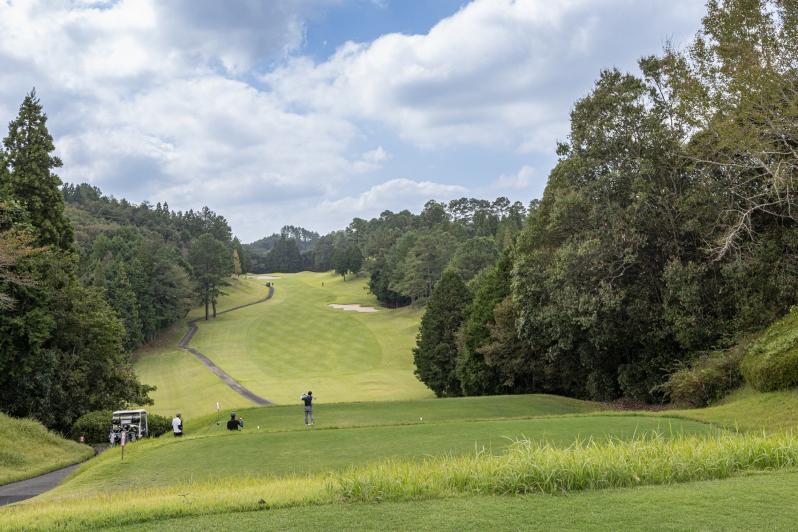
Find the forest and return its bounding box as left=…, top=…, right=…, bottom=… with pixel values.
left=0, top=99, right=239, bottom=431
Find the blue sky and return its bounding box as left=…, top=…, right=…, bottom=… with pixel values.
left=0, top=0, right=705, bottom=241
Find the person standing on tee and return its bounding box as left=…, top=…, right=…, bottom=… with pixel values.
left=300, top=391, right=314, bottom=426
left=172, top=413, right=183, bottom=437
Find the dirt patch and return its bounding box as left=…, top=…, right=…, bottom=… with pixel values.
left=328, top=304, right=379, bottom=313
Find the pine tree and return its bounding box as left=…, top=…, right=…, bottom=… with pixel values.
left=413, top=270, right=471, bottom=396
left=1, top=90, right=72, bottom=249
left=104, top=261, right=144, bottom=351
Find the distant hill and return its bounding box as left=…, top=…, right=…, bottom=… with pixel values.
left=244, top=225, right=319, bottom=273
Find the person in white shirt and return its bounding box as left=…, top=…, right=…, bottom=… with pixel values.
left=172, top=413, right=183, bottom=437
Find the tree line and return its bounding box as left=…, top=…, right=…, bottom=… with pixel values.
left=0, top=93, right=239, bottom=432
left=413, top=0, right=798, bottom=401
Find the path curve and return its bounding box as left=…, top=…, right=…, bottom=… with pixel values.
left=0, top=463, right=81, bottom=506
left=177, top=285, right=274, bottom=405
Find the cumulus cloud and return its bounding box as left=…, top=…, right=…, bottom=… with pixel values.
left=0, top=0, right=703, bottom=240
left=0, top=0, right=353, bottom=215
left=320, top=178, right=467, bottom=216
left=495, top=165, right=534, bottom=190
left=265, top=0, right=703, bottom=151
left=352, top=145, right=390, bottom=173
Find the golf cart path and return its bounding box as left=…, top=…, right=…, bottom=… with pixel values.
left=0, top=463, right=81, bottom=506
left=178, top=285, right=274, bottom=406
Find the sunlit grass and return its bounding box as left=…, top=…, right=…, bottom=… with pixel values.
left=5, top=431, right=798, bottom=530
left=188, top=271, right=431, bottom=405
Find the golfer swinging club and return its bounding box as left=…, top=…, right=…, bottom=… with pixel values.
left=300, top=391, right=314, bottom=426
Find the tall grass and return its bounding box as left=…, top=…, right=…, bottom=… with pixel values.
left=4, top=431, right=798, bottom=530
left=332, top=431, right=798, bottom=501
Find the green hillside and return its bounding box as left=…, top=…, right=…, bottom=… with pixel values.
left=0, top=413, right=93, bottom=485
left=133, top=276, right=271, bottom=419
left=138, top=271, right=431, bottom=416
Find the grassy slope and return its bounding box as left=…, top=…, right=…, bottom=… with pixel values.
left=56, top=415, right=713, bottom=495
left=118, top=470, right=798, bottom=531
left=133, top=277, right=270, bottom=419
left=189, top=272, right=431, bottom=405
left=0, top=413, right=93, bottom=485
left=674, top=386, right=798, bottom=432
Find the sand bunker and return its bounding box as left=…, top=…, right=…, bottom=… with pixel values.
left=252, top=275, right=281, bottom=280
left=328, top=304, right=379, bottom=313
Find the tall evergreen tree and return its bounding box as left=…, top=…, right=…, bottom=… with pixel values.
left=0, top=90, right=72, bottom=249
left=413, top=270, right=471, bottom=396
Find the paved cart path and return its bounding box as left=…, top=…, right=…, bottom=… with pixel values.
left=0, top=463, right=81, bottom=506
left=177, top=285, right=274, bottom=405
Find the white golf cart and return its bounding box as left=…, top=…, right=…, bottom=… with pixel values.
left=109, top=409, right=149, bottom=445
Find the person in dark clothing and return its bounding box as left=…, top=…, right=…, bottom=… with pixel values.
left=226, top=412, right=244, bottom=431
left=300, top=391, right=314, bottom=426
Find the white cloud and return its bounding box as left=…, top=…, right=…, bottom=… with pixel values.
left=0, top=0, right=704, bottom=240
left=320, top=178, right=467, bottom=215
left=352, top=145, right=390, bottom=173
left=0, top=0, right=354, bottom=214
left=495, top=165, right=534, bottom=190
left=265, top=0, right=702, bottom=151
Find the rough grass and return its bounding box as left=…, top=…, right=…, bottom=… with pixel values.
left=674, top=385, right=798, bottom=432
left=99, top=469, right=798, bottom=531
left=0, top=413, right=93, bottom=485
left=741, top=307, right=798, bottom=392
left=5, top=431, right=798, bottom=531
left=333, top=431, right=798, bottom=501
left=188, top=272, right=431, bottom=405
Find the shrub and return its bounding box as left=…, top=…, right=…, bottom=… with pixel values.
left=70, top=410, right=113, bottom=444
left=148, top=414, right=172, bottom=438
left=660, top=347, right=744, bottom=407
left=741, top=308, right=798, bottom=392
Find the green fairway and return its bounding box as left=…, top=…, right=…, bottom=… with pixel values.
left=189, top=272, right=431, bottom=405
left=112, top=469, right=798, bottom=531
left=134, top=276, right=272, bottom=418
left=188, top=394, right=602, bottom=435
left=0, top=413, right=93, bottom=485
left=133, top=326, right=256, bottom=419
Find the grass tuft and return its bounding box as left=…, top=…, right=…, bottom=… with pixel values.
left=331, top=431, right=798, bottom=502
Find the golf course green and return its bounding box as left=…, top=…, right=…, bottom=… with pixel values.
left=4, top=273, right=798, bottom=531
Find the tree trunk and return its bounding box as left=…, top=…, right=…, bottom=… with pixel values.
left=212, top=300, right=217, bottom=318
